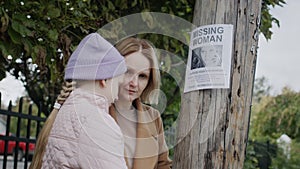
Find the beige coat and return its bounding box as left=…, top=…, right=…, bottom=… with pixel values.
left=110, top=99, right=172, bottom=169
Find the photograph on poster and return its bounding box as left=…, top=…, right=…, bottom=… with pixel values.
left=191, top=45, right=223, bottom=70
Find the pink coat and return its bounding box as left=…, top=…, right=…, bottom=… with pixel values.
left=42, top=88, right=127, bottom=169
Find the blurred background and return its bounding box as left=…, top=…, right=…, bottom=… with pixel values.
left=1, top=0, right=299, bottom=168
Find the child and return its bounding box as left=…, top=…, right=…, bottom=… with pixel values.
left=30, top=33, right=127, bottom=169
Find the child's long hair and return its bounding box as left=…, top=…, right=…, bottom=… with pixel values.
left=29, top=108, right=59, bottom=169
left=29, top=81, right=74, bottom=169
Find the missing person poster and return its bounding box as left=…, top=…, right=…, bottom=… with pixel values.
left=184, top=24, right=234, bottom=93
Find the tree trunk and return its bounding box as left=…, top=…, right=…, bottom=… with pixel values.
left=173, top=0, right=261, bottom=168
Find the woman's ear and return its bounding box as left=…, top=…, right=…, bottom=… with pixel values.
left=98, top=80, right=106, bottom=88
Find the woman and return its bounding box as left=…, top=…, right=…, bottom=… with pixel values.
left=111, top=37, right=172, bottom=169
left=200, top=45, right=222, bottom=67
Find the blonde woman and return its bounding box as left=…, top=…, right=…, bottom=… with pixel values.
left=111, top=37, right=172, bottom=169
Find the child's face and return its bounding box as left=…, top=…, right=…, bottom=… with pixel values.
left=108, top=74, right=124, bottom=103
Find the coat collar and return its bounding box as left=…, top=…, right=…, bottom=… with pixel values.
left=109, top=99, right=158, bottom=169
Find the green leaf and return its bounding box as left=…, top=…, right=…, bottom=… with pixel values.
left=23, top=39, right=33, bottom=57
left=11, top=20, right=32, bottom=37
left=107, top=1, right=115, bottom=10
left=0, top=10, right=9, bottom=32
left=84, top=8, right=94, bottom=18
left=12, top=13, right=27, bottom=21
left=131, top=0, right=138, bottom=7
left=47, top=5, right=61, bottom=18
left=47, top=30, right=58, bottom=42
left=0, top=41, right=9, bottom=56
left=32, top=45, right=43, bottom=62
left=116, top=0, right=127, bottom=9
left=8, top=27, right=22, bottom=45
left=141, top=12, right=155, bottom=29
left=23, top=19, right=36, bottom=29
left=164, top=54, right=172, bottom=73
left=37, top=21, right=49, bottom=31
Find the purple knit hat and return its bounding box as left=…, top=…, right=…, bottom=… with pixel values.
left=64, top=33, right=127, bottom=80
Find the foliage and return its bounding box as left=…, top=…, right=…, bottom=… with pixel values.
left=0, top=1, right=290, bottom=167
left=245, top=83, right=300, bottom=168
left=0, top=0, right=286, bottom=120
left=251, top=87, right=300, bottom=141
left=270, top=141, right=300, bottom=169
left=244, top=140, right=277, bottom=169
left=244, top=142, right=260, bottom=169
left=253, top=76, right=272, bottom=103
left=0, top=0, right=194, bottom=117
left=261, top=0, right=286, bottom=40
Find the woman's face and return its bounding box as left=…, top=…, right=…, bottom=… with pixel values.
left=201, top=46, right=221, bottom=67
left=118, top=52, right=151, bottom=102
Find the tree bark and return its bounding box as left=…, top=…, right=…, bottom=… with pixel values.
left=173, top=0, right=261, bottom=168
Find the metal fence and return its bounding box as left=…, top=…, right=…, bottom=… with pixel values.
left=0, top=93, right=46, bottom=169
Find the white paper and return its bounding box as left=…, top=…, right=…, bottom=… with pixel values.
left=184, top=24, right=234, bottom=93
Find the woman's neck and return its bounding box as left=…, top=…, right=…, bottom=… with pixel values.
left=114, top=99, right=134, bottom=111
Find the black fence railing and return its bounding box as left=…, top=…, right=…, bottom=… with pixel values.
left=0, top=93, right=47, bottom=169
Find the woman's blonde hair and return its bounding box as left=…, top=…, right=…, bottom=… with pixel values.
left=115, top=37, right=161, bottom=104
